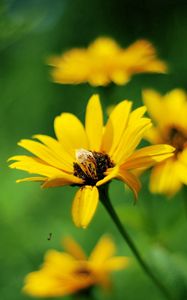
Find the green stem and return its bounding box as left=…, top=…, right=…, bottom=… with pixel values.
left=99, top=186, right=174, bottom=300
left=182, top=185, right=187, bottom=218
left=98, top=83, right=115, bottom=102
left=74, top=286, right=94, bottom=300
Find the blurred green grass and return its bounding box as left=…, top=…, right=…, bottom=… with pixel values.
left=1, top=0, right=187, bottom=299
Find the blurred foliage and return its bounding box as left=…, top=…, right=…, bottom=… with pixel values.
left=0, top=0, right=187, bottom=300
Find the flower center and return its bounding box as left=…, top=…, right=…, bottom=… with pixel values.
left=73, top=149, right=114, bottom=186
left=74, top=267, right=92, bottom=276
left=167, top=127, right=187, bottom=154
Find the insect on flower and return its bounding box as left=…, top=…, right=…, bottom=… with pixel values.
left=9, top=94, right=175, bottom=228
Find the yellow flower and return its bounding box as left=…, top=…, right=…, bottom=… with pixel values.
left=143, top=89, right=187, bottom=196
left=49, top=37, right=167, bottom=86
left=23, top=236, right=129, bottom=297
left=9, top=95, right=174, bottom=227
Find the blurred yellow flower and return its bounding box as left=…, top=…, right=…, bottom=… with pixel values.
left=49, top=37, right=167, bottom=86
left=9, top=95, right=174, bottom=227
left=143, top=89, right=187, bottom=196
left=23, top=236, right=129, bottom=297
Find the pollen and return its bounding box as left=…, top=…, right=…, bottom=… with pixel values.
left=74, top=149, right=114, bottom=185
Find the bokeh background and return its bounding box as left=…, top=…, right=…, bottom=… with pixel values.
left=1, top=0, right=187, bottom=299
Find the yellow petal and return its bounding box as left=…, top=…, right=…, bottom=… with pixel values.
left=42, top=250, right=76, bottom=273
left=123, top=40, right=167, bottom=73
left=8, top=155, right=80, bottom=187
left=54, top=113, right=88, bottom=155
left=142, top=89, right=163, bottom=123
left=50, top=49, right=90, bottom=85
left=144, top=127, right=162, bottom=144
left=43, top=250, right=76, bottom=272
left=128, top=106, right=147, bottom=123
left=143, top=89, right=187, bottom=130
left=178, top=148, right=187, bottom=164
left=23, top=249, right=79, bottom=297
left=113, top=118, right=152, bottom=164
left=72, top=186, right=99, bottom=228
left=85, top=94, right=103, bottom=151
left=117, top=169, right=141, bottom=200
left=122, top=144, right=175, bottom=169
left=96, top=167, right=119, bottom=187
left=174, top=150, right=187, bottom=185
left=164, top=89, right=186, bottom=108
left=62, top=237, right=87, bottom=260
left=89, top=236, right=116, bottom=264
left=9, top=155, right=64, bottom=177
left=16, top=176, right=46, bottom=183
left=110, top=71, right=130, bottom=85
left=42, top=174, right=83, bottom=188
left=150, top=159, right=182, bottom=196
left=23, top=268, right=93, bottom=297
left=101, top=100, right=132, bottom=155
left=176, top=162, right=187, bottom=185
left=111, top=106, right=150, bottom=163
left=88, top=73, right=109, bottom=86
left=23, top=271, right=61, bottom=297
left=163, top=89, right=187, bottom=128
left=18, top=139, right=70, bottom=171
left=105, top=257, right=129, bottom=271
left=33, top=134, right=73, bottom=171
left=88, top=37, right=120, bottom=55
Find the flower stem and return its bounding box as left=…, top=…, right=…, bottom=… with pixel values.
left=99, top=186, right=174, bottom=300
left=182, top=185, right=187, bottom=218
left=74, top=286, right=94, bottom=300
left=98, top=83, right=115, bottom=102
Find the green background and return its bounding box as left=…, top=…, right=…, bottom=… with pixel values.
left=0, top=0, right=187, bottom=299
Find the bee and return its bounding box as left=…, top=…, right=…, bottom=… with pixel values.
left=76, top=149, right=98, bottom=180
